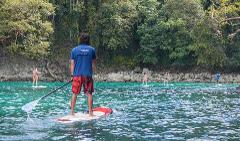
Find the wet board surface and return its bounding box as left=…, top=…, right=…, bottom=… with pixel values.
left=57, top=111, right=106, bottom=123
left=56, top=107, right=113, bottom=124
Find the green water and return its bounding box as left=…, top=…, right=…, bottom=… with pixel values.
left=0, top=82, right=239, bottom=140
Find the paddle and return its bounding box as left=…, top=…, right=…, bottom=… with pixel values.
left=22, top=80, right=72, bottom=114
left=39, top=80, right=72, bottom=100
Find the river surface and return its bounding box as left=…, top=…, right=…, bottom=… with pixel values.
left=0, top=81, right=239, bottom=140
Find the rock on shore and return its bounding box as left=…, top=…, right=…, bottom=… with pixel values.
left=94, top=70, right=240, bottom=83
left=0, top=54, right=240, bottom=83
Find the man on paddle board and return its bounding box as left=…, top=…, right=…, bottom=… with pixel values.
left=215, top=72, right=221, bottom=83
left=70, top=32, right=96, bottom=117
left=142, top=72, right=148, bottom=85
left=32, top=67, right=41, bottom=86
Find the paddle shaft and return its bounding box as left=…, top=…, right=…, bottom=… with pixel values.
left=40, top=80, right=72, bottom=100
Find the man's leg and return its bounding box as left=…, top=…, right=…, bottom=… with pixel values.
left=85, top=77, right=94, bottom=116
left=87, top=93, right=93, bottom=116
left=70, top=94, right=77, bottom=115
left=36, top=77, right=38, bottom=86
left=32, top=76, right=35, bottom=86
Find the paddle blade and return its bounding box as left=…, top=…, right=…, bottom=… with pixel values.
left=22, top=99, right=40, bottom=113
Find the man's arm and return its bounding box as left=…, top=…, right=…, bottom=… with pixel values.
left=70, top=60, right=74, bottom=77
left=92, top=59, right=96, bottom=72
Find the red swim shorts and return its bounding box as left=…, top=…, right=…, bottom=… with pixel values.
left=72, top=76, right=94, bottom=95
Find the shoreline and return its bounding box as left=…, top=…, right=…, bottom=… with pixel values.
left=1, top=70, right=240, bottom=84
left=93, top=71, right=237, bottom=83
left=1, top=54, right=240, bottom=83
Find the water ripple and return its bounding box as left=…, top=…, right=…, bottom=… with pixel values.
left=0, top=82, right=240, bottom=140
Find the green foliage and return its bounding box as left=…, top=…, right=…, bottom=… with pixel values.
left=50, top=0, right=240, bottom=69
left=0, top=0, right=54, bottom=58
left=52, top=0, right=84, bottom=44
left=1, top=0, right=240, bottom=70
left=113, top=55, right=136, bottom=69
left=191, top=17, right=226, bottom=67
left=137, top=0, right=204, bottom=66
left=93, top=0, right=139, bottom=50
left=204, top=0, right=240, bottom=68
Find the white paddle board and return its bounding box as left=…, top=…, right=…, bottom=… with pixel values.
left=56, top=107, right=112, bottom=124
left=32, top=85, right=47, bottom=89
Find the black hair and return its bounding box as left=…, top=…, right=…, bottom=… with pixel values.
left=80, top=32, right=90, bottom=45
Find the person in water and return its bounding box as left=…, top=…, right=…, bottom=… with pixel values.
left=32, top=67, right=40, bottom=86
left=215, top=72, right=221, bottom=83
left=70, top=32, right=96, bottom=116
left=142, top=72, right=148, bottom=85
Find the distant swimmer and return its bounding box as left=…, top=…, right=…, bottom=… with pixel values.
left=215, top=72, right=221, bottom=83
left=142, top=72, right=148, bottom=85
left=32, top=68, right=41, bottom=86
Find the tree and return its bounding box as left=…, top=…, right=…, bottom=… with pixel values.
left=0, top=0, right=54, bottom=58
left=137, top=0, right=204, bottom=66
left=191, top=17, right=226, bottom=68
left=93, top=0, right=139, bottom=50
left=203, top=0, right=240, bottom=68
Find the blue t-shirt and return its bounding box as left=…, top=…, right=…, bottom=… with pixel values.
left=215, top=73, right=221, bottom=80
left=70, top=44, right=96, bottom=77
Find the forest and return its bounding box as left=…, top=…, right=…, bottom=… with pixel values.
left=0, top=0, right=240, bottom=71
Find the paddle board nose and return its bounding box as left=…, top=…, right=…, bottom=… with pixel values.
left=93, top=107, right=113, bottom=115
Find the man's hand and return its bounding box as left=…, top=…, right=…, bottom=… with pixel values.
left=70, top=59, right=74, bottom=80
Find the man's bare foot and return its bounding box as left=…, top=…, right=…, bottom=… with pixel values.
left=70, top=112, right=75, bottom=116
left=89, top=112, right=93, bottom=117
